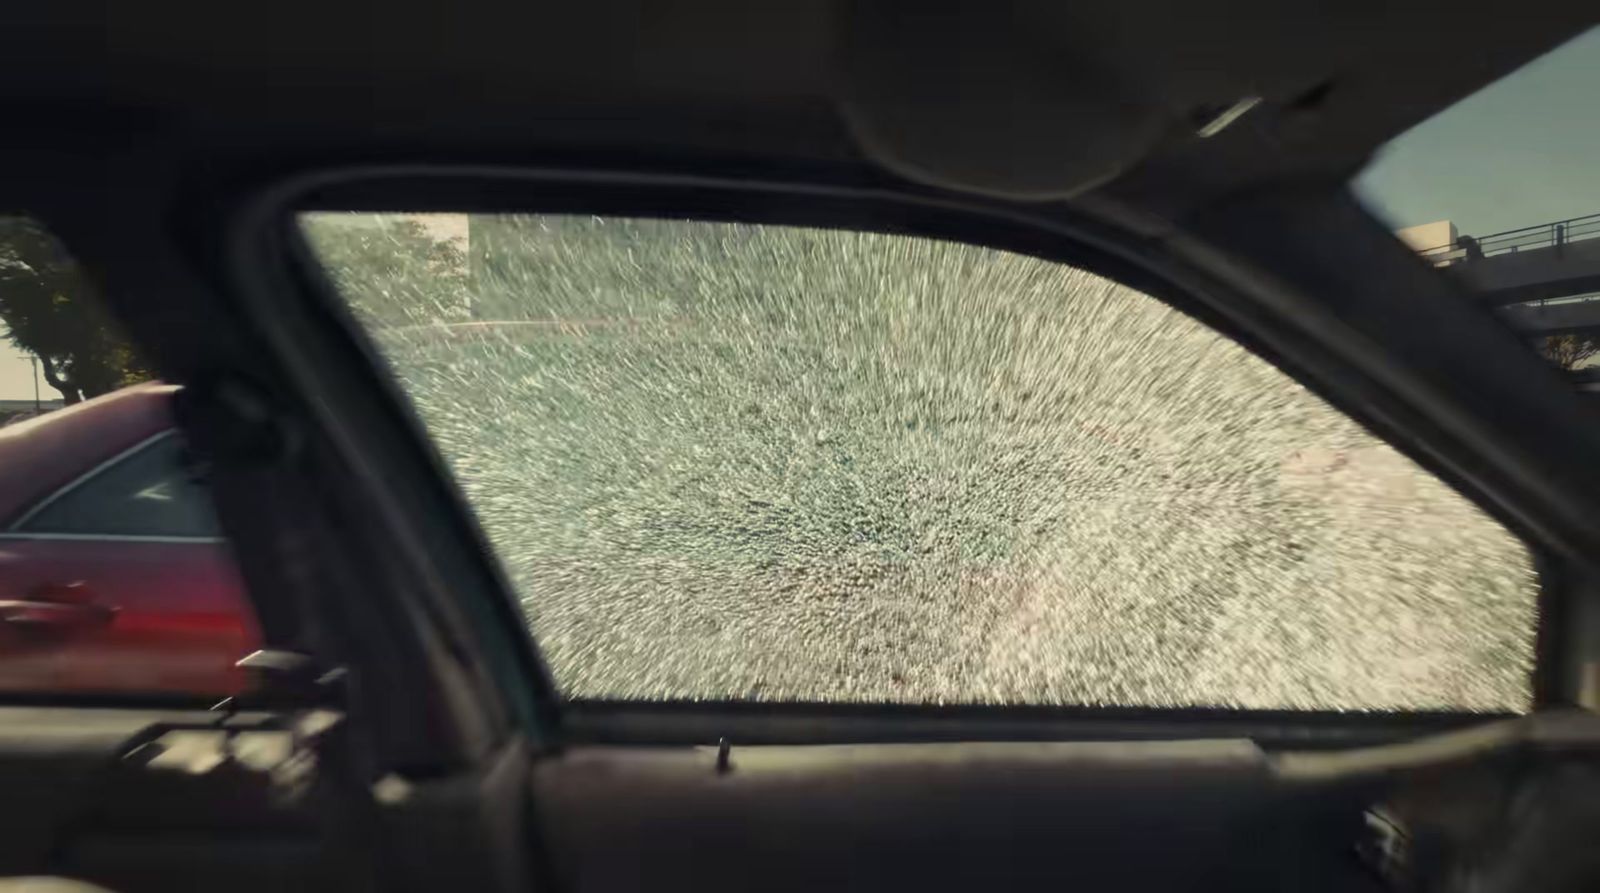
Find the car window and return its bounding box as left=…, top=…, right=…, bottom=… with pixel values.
left=302, top=212, right=1539, bottom=712
left=0, top=215, right=260, bottom=698
left=1356, top=25, right=1599, bottom=400
left=20, top=434, right=223, bottom=539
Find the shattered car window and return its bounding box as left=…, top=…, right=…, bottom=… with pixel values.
left=302, top=212, right=1537, bottom=712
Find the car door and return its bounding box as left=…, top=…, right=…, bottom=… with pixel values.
left=0, top=429, right=258, bottom=696
left=103, top=154, right=1580, bottom=893
left=234, top=171, right=1598, bottom=893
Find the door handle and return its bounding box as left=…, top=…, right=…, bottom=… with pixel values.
left=0, top=599, right=118, bottom=629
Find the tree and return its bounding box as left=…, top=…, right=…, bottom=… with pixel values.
left=300, top=214, right=471, bottom=329
left=0, top=217, right=153, bottom=403
left=1539, top=333, right=1599, bottom=371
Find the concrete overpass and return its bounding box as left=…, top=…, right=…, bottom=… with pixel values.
left=1498, top=291, right=1600, bottom=338
left=1417, top=213, right=1600, bottom=337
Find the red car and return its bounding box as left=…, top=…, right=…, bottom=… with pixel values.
left=0, top=383, right=259, bottom=696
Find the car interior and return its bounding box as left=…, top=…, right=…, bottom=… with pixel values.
left=0, top=3, right=1598, bottom=892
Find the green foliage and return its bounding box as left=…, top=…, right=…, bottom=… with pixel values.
left=1539, top=333, right=1599, bottom=370
left=0, top=217, right=153, bottom=403
left=301, top=215, right=470, bottom=329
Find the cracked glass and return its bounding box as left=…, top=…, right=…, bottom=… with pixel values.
left=303, top=212, right=1538, bottom=712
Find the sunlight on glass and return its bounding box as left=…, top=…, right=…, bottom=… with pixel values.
left=303, top=213, right=1537, bottom=711
left=134, top=481, right=176, bottom=502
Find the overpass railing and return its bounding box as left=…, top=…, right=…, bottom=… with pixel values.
left=1418, top=212, right=1600, bottom=265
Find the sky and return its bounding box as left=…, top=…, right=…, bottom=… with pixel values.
left=0, top=330, right=43, bottom=402
left=1355, top=26, right=1600, bottom=237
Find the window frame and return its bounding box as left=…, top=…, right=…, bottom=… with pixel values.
left=305, top=207, right=1549, bottom=716
left=204, top=163, right=1600, bottom=748
left=3, top=429, right=225, bottom=544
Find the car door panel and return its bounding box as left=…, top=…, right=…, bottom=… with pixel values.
left=0, top=538, right=256, bottom=696
left=0, top=706, right=365, bottom=893
left=529, top=740, right=1371, bottom=893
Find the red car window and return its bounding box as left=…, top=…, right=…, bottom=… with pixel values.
left=20, top=433, right=224, bottom=539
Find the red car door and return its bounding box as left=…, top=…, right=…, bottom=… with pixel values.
left=0, top=428, right=260, bottom=696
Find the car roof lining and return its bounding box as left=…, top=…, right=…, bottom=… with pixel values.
left=1, top=3, right=1589, bottom=225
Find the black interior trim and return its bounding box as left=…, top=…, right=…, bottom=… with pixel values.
left=561, top=700, right=1515, bottom=750
left=215, top=179, right=559, bottom=755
